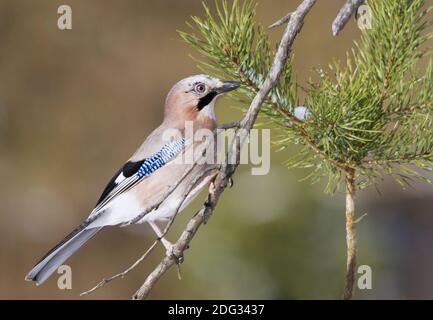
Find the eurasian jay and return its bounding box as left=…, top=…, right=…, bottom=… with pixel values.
left=25, top=74, right=240, bottom=285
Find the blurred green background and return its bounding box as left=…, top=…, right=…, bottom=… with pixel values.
left=1, top=0, right=433, bottom=299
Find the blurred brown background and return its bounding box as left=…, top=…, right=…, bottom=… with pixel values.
left=1, top=0, right=433, bottom=299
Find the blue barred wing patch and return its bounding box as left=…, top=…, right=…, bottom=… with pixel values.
left=93, top=138, right=186, bottom=212
left=137, top=138, right=186, bottom=178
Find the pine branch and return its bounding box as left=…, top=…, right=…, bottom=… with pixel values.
left=132, top=0, right=317, bottom=300
left=229, top=49, right=349, bottom=170
left=180, top=0, right=433, bottom=300
left=363, top=151, right=433, bottom=166
left=343, top=168, right=357, bottom=300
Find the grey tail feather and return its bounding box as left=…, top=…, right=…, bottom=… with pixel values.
left=25, top=220, right=103, bottom=285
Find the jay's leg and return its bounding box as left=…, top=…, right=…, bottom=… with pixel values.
left=148, top=221, right=173, bottom=255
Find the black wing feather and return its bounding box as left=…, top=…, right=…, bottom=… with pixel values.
left=95, top=160, right=144, bottom=206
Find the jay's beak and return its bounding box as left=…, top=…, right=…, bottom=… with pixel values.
left=216, top=81, right=241, bottom=94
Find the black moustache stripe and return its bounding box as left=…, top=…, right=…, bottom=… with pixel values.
left=197, top=91, right=217, bottom=110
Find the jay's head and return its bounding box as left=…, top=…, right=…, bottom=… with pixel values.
left=163, top=74, right=240, bottom=128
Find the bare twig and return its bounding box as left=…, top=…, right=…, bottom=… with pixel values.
left=218, top=121, right=240, bottom=130
left=80, top=241, right=159, bottom=296
left=332, top=0, right=364, bottom=36
left=132, top=0, right=317, bottom=300
left=343, top=167, right=357, bottom=300
left=268, top=12, right=292, bottom=29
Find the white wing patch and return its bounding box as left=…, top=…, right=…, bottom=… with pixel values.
left=88, top=138, right=187, bottom=221
left=114, top=172, right=126, bottom=184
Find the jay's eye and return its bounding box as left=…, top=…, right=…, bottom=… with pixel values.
left=194, top=83, right=206, bottom=94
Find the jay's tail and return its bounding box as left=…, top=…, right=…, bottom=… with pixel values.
left=25, top=220, right=103, bottom=285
